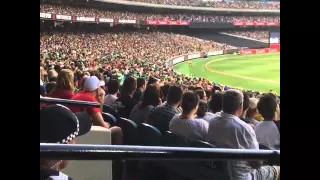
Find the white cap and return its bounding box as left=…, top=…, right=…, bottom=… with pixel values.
left=84, top=76, right=100, bottom=91
left=249, top=98, right=258, bottom=109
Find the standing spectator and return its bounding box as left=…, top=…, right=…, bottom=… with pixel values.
left=49, top=69, right=75, bottom=100
left=255, top=94, right=280, bottom=149
left=148, top=85, right=183, bottom=133
left=104, top=79, right=120, bottom=106
left=113, top=76, right=138, bottom=118
left=160, top=84, right=170, bottom=102
left=169, top=91, right=208, bottom=141
left=207, top=90, right=279, bottom=180
left=129, top=85, right=161, bottom=125
left=246, top=98, right=260, bottom=126
left=240, top=92, right=250, bottom=123
left=40, top=105, right=92, bottom=180
left=196, top=100, right=215, bottom=123
left=70, top=76, right=123, bottom=145
left=133, top=78, right=146, bottom=102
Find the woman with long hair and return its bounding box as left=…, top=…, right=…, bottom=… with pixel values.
left=49, top=69, right=75, bottom=99
left=129, top=85, right=162, bottom=125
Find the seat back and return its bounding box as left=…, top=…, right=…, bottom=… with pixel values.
left=138, top=123, right=162, bottom=146
left=103, top=104, right=121, bottom=124
left=102, top=112, right=117, bottom=126
left=259, top=144, right=272, bottom=150
left=163, top=131, right=190, bottom=147
left=118, top=117, right=139, bottom=145
left=63, top=126, right=112, bottom=180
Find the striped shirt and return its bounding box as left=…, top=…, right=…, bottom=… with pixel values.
left=147, top=103, right=181, bottom=133
left=40, top=167, right=73, bottom=180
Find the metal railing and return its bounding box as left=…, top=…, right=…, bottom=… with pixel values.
left=40, top=144, right=280, bottom=164
left=40, top=97, right=100, bottom=108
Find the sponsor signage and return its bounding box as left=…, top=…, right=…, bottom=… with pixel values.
left=99, top=18, right=114, bottom=23
left=233, top=21, right=279, bottom=26
left=118, top=19, right=136, bottom=24
left=240, top=47, right=280, bottom=55
left=146, top=20, right=189, bottom=26
left=40, top=13, right=51, bottom=19
left=55, top=14, right=72, bottom=21
left=76, top=16, right=95, bottom=22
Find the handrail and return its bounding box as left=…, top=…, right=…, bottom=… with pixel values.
left=40, top=97, right=100, bottom=108
left=40, top=143, right=280, bottom=164
left=94, top=0, right=280, bottom=13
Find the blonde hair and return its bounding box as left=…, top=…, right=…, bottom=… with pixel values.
left=55, top=69, right=74, bottom=92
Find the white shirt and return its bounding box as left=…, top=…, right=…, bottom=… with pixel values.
left=169, top=114, right=208, bottom=141
left=206, top=112, right=259, bottom=180
left=104, top=94, right=118, bottom=106
left=255, top=121, right=280, bottom=150
left=196, top=112, right=216, bottom=123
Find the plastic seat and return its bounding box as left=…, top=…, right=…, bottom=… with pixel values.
left=163, top=131, right=190, bottom=147
left=118, top=118, right=139, bottom=145
left=138, top=123, right=162, bottom=146
left=102, top=112, right=117, bottom=127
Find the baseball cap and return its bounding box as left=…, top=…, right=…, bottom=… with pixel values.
left=40, top=104, right=92, bottom=144
left=249, top=98, right=258, bottom=109
left=84, top=76, right=104, bottom=91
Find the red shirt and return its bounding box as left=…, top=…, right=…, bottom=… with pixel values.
left=70, top=91, right=100, bottom=118
left=49, top=89, right=74, bottom=100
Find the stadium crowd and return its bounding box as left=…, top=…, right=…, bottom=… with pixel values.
left=125, top=0, right=280, bottom=10
left=40, top=4, right=280, bottom=23
left=229, top=31, right=269, bottom=42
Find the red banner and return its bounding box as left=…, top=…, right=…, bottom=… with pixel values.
left=146, top=20, right=189, bottom=26
left=233, top=22, right=279, bottom=26
left=240, top=47, right=280, bottom=55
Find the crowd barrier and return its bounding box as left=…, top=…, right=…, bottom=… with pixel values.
left=240, top=47, right=280, bottom=55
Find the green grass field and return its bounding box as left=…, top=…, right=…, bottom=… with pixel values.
left=174, top=53, right=280, bottom=94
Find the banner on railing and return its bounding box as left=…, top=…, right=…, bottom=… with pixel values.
left=146, top=20, right=189, bottom=26
left=239, top=47, right=280, bottom=55
left=116, top=19, right=137, bottom=24
left=76, top=16, right=96, bottom=22
left=233, top=22, right=279, bottom=26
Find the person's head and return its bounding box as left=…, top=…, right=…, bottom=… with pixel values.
left=209, top=92, right=223, bottom=113
left=147, top=76, right=160, bottom=87
left=47, top=69, right=58, bottom=81
left=257, top=94, right=277, bottom=120
left=247, top=98, right=259, bottom=118
left=160, top=84, right=170, bottom=101
left=195, top=89, right=207, bottom=101
left=141, top=85, right=161, bottom=108
left=79, top=75, right=89, bottom=90
left=222, top=89, right=244, bottom=117
left=197, top=100, right=208, bottom=118
left=166, top=85, right=183, bottom=107
left=46, top=82, right=57, bottom=95
left=242, top=92, right=250, bottom=113
left=49, top=76, right=57, bottom=82
left=181, top=91, right=200, bottom=115
left=205, top=90, right=212, bottom=101
left=55, top=69, right=74, bottom=92
left=137, top=78, right=146, bottom=92
left=122, top=76, right=137, bottom=96
left=84, top=76, right=104, bottom=96
left=40, top=105, right=92, bottom=170
left=107, top=79, right=120, bottom=95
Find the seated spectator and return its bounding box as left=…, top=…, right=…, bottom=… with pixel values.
left=133, top=77, right=146, bottom=102
left=40, top=104, right=92, bottom=180
left=129, top=85, right=161, bottom=125
left=207, top=89, right=280, bottom=180
left=246, top=98, right=260, bottom=126
left=104, top=79, right=120, bottom=106
left=45, top=82, right=57, bottom=96
left=169, top=91, right=208, bottom=141
left=49, top=69, right=75, bottom=99
left=255, top=94, right=280, bottom=149
left=208, top=91, right=223, bottom=115
left=196, top=100, right=215, bottom=122
left=240, top=92, right=250, bottom=123
left=160, top=84, right=170, bottom=102
left=78, top=75, right=89, bottom=92
left=71, top=76, right=123, bottom=144
left=148, top=85, right=183, bottom=133
left=113, top=76, right=138, bottom=118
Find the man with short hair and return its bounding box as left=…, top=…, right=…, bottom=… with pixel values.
left=148, top=85, right=183, bottom=133
left=104, top=79, right=120, bottom=106
left=255, top=94, right=280, bottom=149
left=207, top=89, right=280, bottom=180
left=169, top=91, right=208, bottom=141
left=133, top=78, right=146, bottom=102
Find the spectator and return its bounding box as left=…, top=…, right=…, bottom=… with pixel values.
left=208, top=91, right=223, bottom=114
left=47, top=69, right=58, bottom=82
left=45, top=82, right=57, bottom=96
left=49, top=69, right=75, bottom=100
left=240, top=92, right=250, bottom=123
left=40, top=104, right=92, bottom=180
left=113, top=76, right=138, bottom=118
left=160, top=84, right=170, bottom=102
left=246, top=98, right=260, bottom=126
left=255, top=94, right=280, bottom=149
left=78, top=75, right=89, bottom=92
left=104, top=79, right=120, bottom=106
left=71, top=76, right=123, bottom=144
left=207, top=89, right=280, bottom=180
left=133, top=78, right=146, bottom=102
left=129, top=85, right=161, bottom=125
left=196, top=100, right=215, bottom=122
left=169, top=91, right=208, bottom=141
left=195, top=89, right=207, bottom=101
left=148, top=85, right=183, bottom=133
